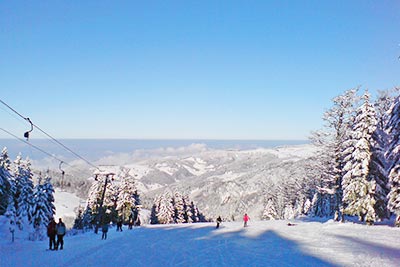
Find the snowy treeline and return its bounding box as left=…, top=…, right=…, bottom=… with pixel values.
left=75, top=167, right=141, bottom=229
left=281, top=87, right=400, bottom=224
left=46, top=167, right=93, bottom=198
left=150, top=190, right=207, bottom=224
left=0, top=148, right=56, bottom=240
left=261, top=161, right=314, bottom=221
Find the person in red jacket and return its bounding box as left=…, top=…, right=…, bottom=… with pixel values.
left=243, top=213, right=250, bottom=227
left=47, top=218, right=57, bottom=250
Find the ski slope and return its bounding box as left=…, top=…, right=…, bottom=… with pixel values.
left=53, top=189, right=86, bottom=228
left=1, top=220, right=399, bottom=267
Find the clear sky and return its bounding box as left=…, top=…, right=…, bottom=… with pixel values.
left=1, top=1, right=399, bottom=140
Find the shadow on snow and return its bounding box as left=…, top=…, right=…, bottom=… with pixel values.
left=140, top=224, right=338, bottom=267
left=333, top=234, right=400, bottom=264
left=1, top=224, right=339, bottom=267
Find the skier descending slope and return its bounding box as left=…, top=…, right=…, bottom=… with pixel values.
left=216, top=216, right=222, bottom=229
left=243, top=213, right=250, bottom=227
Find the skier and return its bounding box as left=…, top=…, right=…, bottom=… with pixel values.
left=243, top=213, right=250, bottom=227
left=47, top=218, right=57, bottom=250
left=101, top=223, right=109, bottom=240
left=117, top=219, right=123, bottom=231
left=216, top=216, right=222, bottom=229
left=55, top=218, right=66, bottom=250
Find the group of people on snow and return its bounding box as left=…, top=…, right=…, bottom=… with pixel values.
left=47, top=218, right=66, bottom=250
left=102, top=217, right=141, bottom=239
left=215, top=213, right=250, bottom=228
left=48, top=213, right=253, bottom=249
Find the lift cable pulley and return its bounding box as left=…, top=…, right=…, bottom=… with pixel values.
left=59, top=161, right=65, bottom=190
left=24, top=117, right=34, bottom=140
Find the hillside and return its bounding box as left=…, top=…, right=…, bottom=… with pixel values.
left=45, top=144, right=314, bottom=222
left=97, top=144, right=316, bottom=220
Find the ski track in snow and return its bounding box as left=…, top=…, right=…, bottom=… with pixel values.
left=1, top=220, right=399, bottom=267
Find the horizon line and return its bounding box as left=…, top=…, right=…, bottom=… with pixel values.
left=0, top=137, right=310, bottom=141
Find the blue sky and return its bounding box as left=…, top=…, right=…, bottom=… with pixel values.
left=1, top=1, right=399, bottom=139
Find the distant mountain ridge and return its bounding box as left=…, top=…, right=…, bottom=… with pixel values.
left=1, top=139, right=313, bottom=221
left=0, top=139, right=309, bottom=162
left=117, top=144, right=316, bottom=221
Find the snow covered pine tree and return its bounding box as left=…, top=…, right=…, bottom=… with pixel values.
left=342, top=91, right=378, bottom=224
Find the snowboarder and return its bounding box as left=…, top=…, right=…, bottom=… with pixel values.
left=216, top=216, right=222, bottom=229
left=55, top=218, right=66, bottom=250
left=102, top=223, right=109, bottom=240
left=243, top=213, right=250, bottom=227
left=47, top=218, right=57, bottom=250
left=117, top=220, right=123, bottom=231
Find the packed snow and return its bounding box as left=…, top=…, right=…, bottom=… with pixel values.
left=53, top=189, right=86, bottom=228
left=0, top=219, right=399, bottom=267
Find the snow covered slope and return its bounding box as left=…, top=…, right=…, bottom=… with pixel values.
left=53, top=189, right=86, bottom=228
left=1, top=220, right=399, bottom=267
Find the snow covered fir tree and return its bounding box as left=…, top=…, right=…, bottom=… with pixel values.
left=257, top=87, right=400, bottom=225
left=30, top=174, right=56, bottom=240
left=341, top=92, right=378, bottom=223
left=386, top=95, right=400, bottom=225
left=284, top=88, right=398, bottom=224
left=75, top=167, right=142, bottom=230
left=0, top=149, right=56, bottom=241
left=150, top=190, right=207, bottom=224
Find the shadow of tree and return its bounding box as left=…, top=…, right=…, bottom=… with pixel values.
left=333, top=234, right=400, bottom=264
left=297, top=214, right=397, bottom=227
left=151, top=225, right=339, bottom=267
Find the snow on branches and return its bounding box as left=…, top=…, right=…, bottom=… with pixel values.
left=0, top=149, right=56, bottom=240
left=150, top=190, right=206, bottom=224
left=308, top=88, right=398, bottom=223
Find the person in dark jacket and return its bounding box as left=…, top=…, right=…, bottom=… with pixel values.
left=101, top=223, right=109, bottom=240
left=216, top=216, right=222, bottom=229
left=116, top=220, right=123, bottom=231
left=47, top=218, right=57, bottom=250
left=55, top=218, right=66, bottom=250
left=135, top=217, right=141, bottom=227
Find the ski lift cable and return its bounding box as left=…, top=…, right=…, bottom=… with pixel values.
left=0, top=127, right=72, bottom=167
left=0, top=104, right=28, bottom=127
left=0, top=98, right=100, bottom=170
left=1, top=103, right=67, bottom=148
left=0, top=127, right=84, bottom=182
left=0, top=99, right=33, bottom=140
left=0, top=99, right=29, bottom=122
left=31, top=123, right=99, bottom=170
